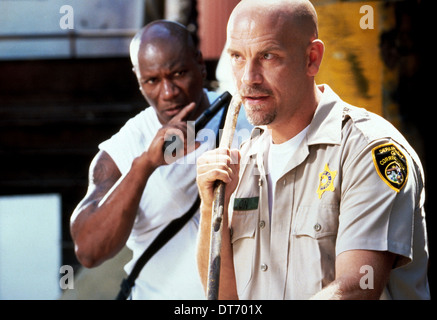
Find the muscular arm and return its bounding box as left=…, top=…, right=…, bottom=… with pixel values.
left=70, top=150, right=158, bottom=268
left=310, top=249, right=396, bottom=300
left=71, top=103, right=197, bottom=268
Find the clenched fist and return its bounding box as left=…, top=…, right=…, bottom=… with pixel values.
left=196, top=148, right=241, bottom=210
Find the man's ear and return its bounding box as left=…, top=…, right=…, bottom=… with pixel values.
left=131, top=66, right=144, bottom=93
left=132, top=66, right=138, bottom=77
left=307, top=39, right=324, bottom=77
left=196, top=50, right=207, bottom=79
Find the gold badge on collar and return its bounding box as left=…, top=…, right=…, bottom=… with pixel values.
left=372, top=143, right=408, bottom=192
left=317, top=163, right=337, bottom=199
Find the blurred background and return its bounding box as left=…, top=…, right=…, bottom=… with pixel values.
left=0, top=0, right=433, bottom=299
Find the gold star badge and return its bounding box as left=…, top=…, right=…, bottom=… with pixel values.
left=317, top=164, right=337, bottom=199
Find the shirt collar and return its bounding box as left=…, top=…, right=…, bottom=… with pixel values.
left=244, top=84, right=344, bottom=157
left=306, top=84, right=343, bottom=146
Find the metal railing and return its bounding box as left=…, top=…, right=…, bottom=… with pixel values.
left=0, top=29, right=138, bottom=58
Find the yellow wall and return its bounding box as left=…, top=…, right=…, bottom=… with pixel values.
left=314, top=1, right=383, bottom=116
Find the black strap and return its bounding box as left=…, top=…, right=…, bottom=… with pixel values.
left=115, top=94, right=230, bottom=300
left=116, top=195, right=200, bottom=300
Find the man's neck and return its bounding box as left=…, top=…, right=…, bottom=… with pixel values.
left=269, top=84, right=322, bottom=144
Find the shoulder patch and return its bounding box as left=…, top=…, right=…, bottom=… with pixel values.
left=371, top=143, right=408, bottom=192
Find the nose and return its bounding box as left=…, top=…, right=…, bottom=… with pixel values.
left=241, top=59, right=263, bottom=86
left=161, top=79, right=180, bottom=100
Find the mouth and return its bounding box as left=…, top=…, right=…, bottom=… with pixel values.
left=240, top=86, right=273, bottom=106
left=164, top=104, right=185, bottom=117
left=242, top=95, right=271, bottom=106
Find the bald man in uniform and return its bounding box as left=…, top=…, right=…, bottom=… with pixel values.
left=196, top=0, right=430, bottom=299
left=70, top=20, right=250, bottom=299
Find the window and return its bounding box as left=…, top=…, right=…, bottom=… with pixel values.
left=0, top=0, right=145, bottom=59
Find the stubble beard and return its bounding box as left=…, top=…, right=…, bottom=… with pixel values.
left=245, top=103, right=277, bottom=126
left=241, top=85, right=277, bottom=126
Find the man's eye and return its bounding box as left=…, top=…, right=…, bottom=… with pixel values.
left=263, top=53, right=275, bottom=60
left=231, top=53, right=244, bottom=63
left=143, top=78, right=157, bottom=85
left=173, top=70, right=186, bottom=78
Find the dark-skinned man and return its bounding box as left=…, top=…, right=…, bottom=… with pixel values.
left=70, top=20, right=251, bottom=299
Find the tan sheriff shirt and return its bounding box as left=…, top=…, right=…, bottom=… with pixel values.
left=229, top=84, right=429, bottom=300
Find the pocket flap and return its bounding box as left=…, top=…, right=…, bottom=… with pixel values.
left=231, top=210, right=257, bottom=243
left=293, top=205, right=339, bottom=239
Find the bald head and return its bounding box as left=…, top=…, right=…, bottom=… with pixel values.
left=129, top=19, right=207, bottom=125
left=225, top=0, right=324, bottom=135
left=228, top=0, right=318, bottom=45
left=130, top=20, right=197, bottom=70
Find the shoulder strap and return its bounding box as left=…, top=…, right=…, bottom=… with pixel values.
left=115, top=94, right=230, bottom=300
left=116, top=195, right=200, bottom=300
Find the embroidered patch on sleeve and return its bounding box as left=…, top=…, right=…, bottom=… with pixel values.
left=371, top=143, right=408, bottom=192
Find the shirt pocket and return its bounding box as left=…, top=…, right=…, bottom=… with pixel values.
left=289, top=205, right=339, bottom=298
left=293, top=205, right=339, bottom=239
left=231, top=209, right=258, bottom=297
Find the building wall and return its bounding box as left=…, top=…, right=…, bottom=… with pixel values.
left=197, top=0, right=239, bottom=60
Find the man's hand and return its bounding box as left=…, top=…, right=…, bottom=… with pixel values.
left=196, top=147, right=241, bottom=210
left=147, top=102, right=200, bottom=168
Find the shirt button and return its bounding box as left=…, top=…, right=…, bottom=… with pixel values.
left=259, top=220, right=266, bottom=229
left=314, top=223, right=322, bottom=232
left=258, top=178, right=263, bottom=187
left=260, top=264, right=268, bottom=272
